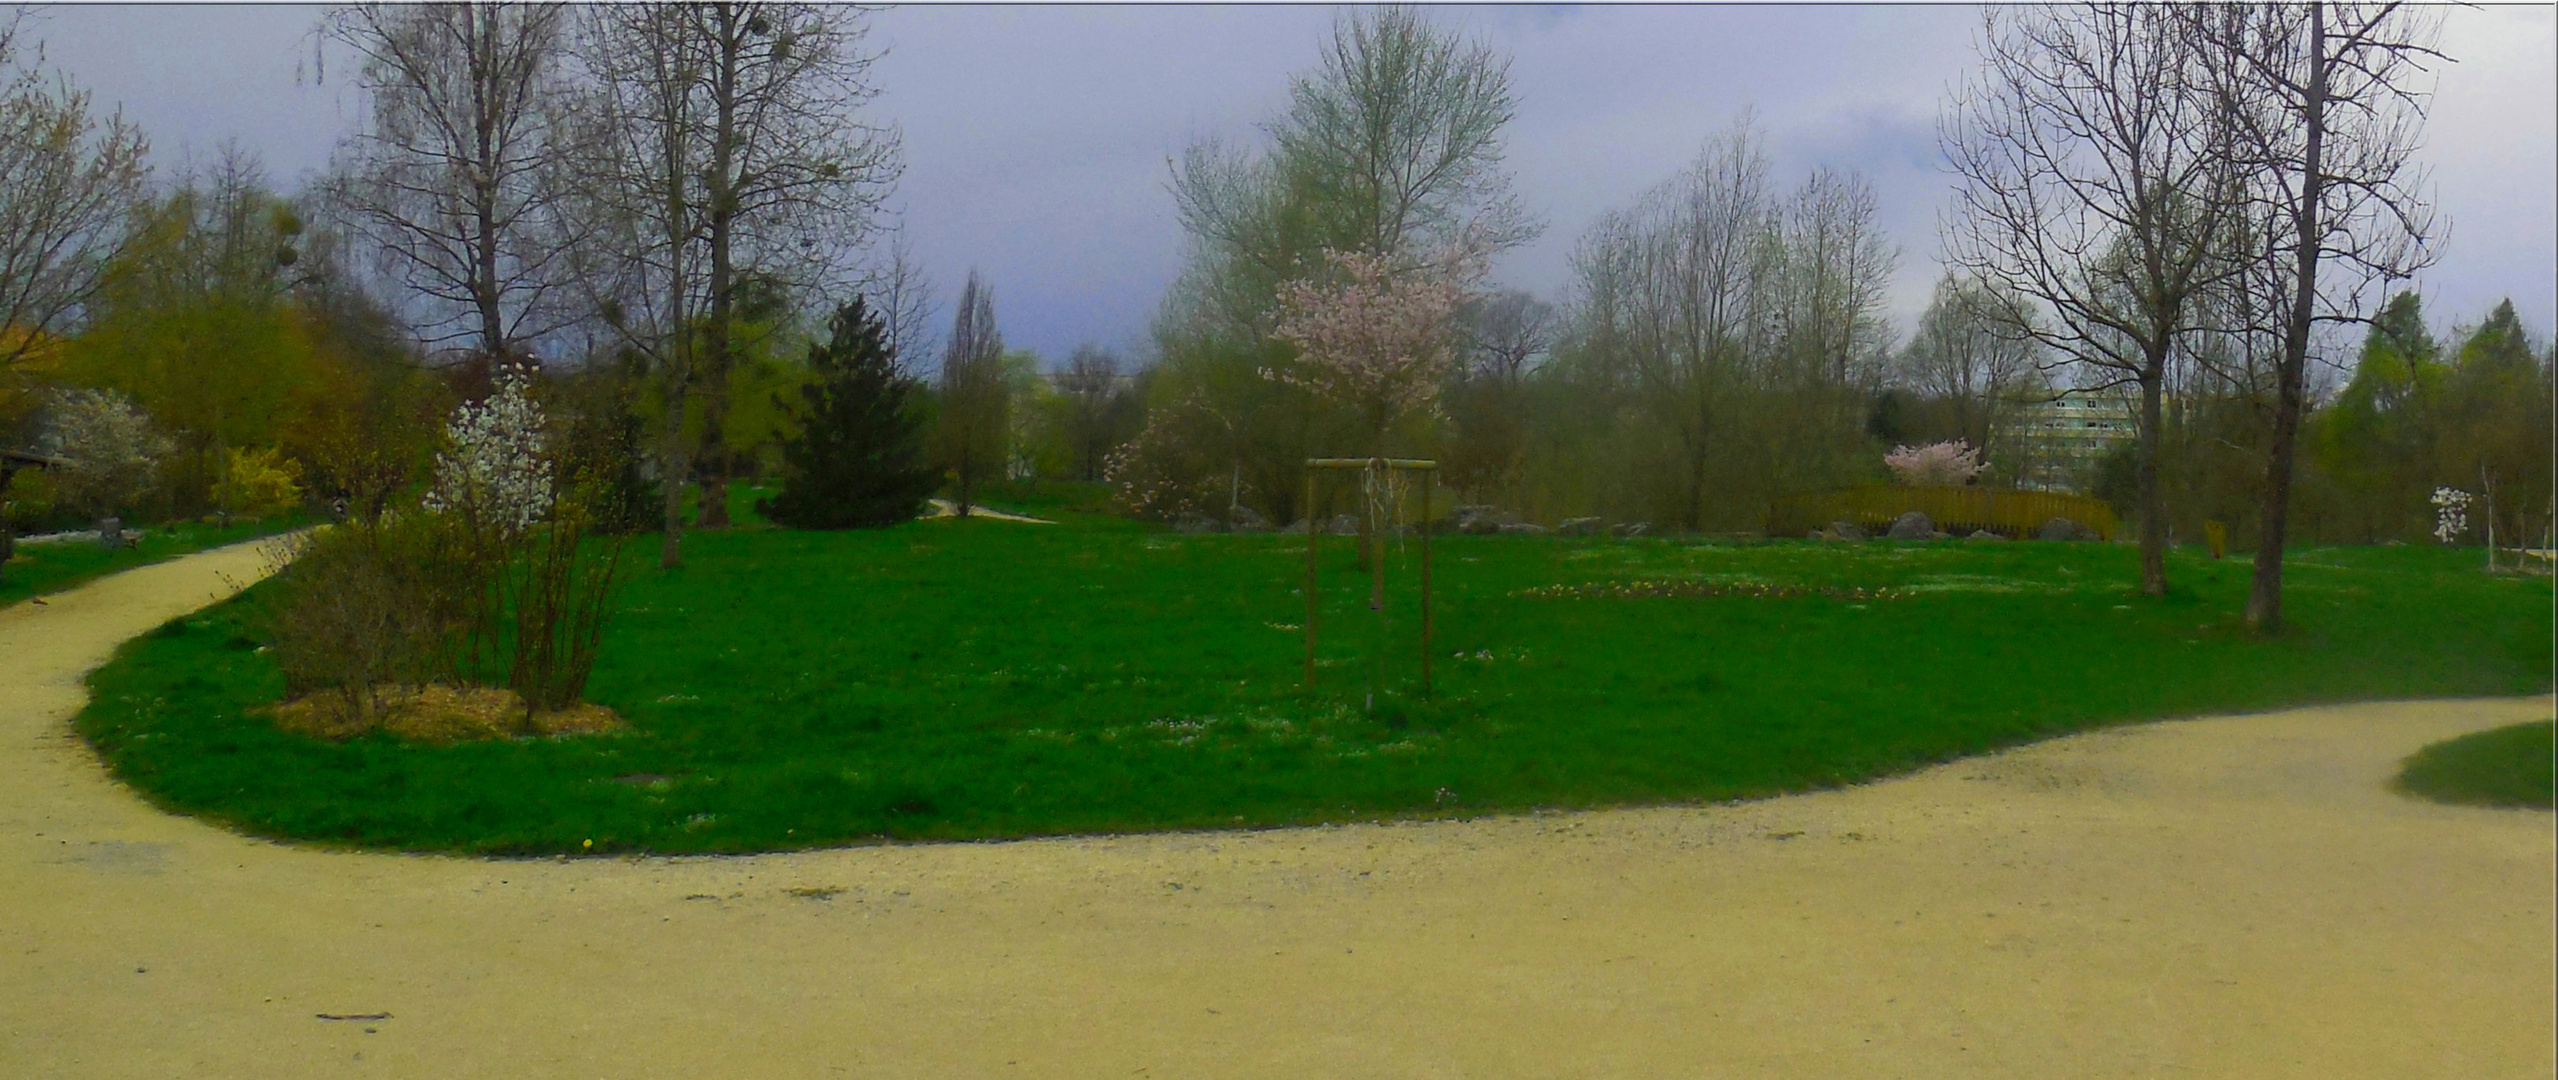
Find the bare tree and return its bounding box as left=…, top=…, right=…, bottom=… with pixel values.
left=564, top=2, right=899, bottom=557
left=0, top=14, right=147, bottom=383
left=1774, top=168, right=1898, bottom=388
left=1942, top=3, right=2250, bottom=595
left=565, top=3, right=703, bottom=569
left=1459, top=289, right=1555, bottom=385
left=1567, top=118, right=1781, bottom=530
left=1895, top=274, right=2045, bottom=465
left=1056, top=344, right=1140, bottom=483
left=322, top=2, right=573, bottom=361
left=936, top=272, right=1007, bottom=516
left=679, top=2, right=900, bottom=528
left=2183, top=2, right=2443, bottom=631
left=867, top=225, right=936, bottom=375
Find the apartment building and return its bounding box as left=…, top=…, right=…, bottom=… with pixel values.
left=2007, top=391, right=2139, bottom=492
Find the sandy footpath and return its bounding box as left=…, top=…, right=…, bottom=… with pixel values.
left=2, top=540, right=2551, bottom=1079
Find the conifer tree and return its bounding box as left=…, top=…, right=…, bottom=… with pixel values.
left=760, top=297, right=936, bottom=529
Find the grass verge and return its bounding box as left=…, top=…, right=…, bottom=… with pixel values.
left=77, top=523, right=2556, bottom=854
left=2395, top=720, right=2557, bottom=810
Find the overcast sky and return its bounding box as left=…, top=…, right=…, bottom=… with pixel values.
left=28, top=3, right=2557, bottom=365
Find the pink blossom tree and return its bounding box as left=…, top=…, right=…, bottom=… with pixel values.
left=1883, top=440, right=1984, bottom=487
left=1269, top=242, right=1486, bottom=456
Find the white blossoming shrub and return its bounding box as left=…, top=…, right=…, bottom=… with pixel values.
left=41, top=387, right=175, bottom=520
left=1104, top=397, right=1229, bottom=521
left=2430, top=487, right=2470, bottom=545
left=425, top=367, right=554, bottom=536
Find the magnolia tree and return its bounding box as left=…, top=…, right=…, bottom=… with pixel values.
left=1269, top=243, right=1487, bottom=451
left=1884, top=440, right=1984, bottom=487
left=2430, top=487, right=2470, bottom=545
left=424, top=366, right=555, bottom=537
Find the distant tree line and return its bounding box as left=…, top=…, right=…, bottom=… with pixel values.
left=0, top=3, right=2547, bottom=634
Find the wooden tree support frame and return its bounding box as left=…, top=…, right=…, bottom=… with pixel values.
left=1302, top=457, right=1438, bottom=696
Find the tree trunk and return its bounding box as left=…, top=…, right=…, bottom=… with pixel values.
left=656, top=50, right=693, bottom=571
left=2137, top=359, right=2168, bottom=597
left=658, top=373, right=689, bottom=570
left=2245, top=3, right=2328, bottom=633
left=469, top=4, right=508, bottom=365
left=695, top=6, right=742, bottom=530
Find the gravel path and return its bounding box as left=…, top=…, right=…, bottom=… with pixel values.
left=3, top=539, right=2550, bottom=1078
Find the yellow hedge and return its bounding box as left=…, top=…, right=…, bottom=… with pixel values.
left=1771, top=486, right=2118, bottom=540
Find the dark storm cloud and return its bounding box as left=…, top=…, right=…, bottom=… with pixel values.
left=27, top=4, right=2554, bottom=364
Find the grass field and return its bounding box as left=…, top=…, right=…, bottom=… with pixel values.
left=2395, top=720, right=2557, bottom=810
left=77, top=509, right=2556, bottom=854
left=1, top=516, right=307, bottom=607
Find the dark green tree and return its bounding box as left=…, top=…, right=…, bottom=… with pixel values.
left=759, top=297, right=936, bottom=529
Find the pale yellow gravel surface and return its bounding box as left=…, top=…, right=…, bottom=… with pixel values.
left=3, top=539, right=2552, bottom=1078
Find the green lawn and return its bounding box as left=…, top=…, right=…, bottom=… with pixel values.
left=2395, top=720, right=2557, bottom=810
left=2, top=516, right=306, bottom=607
left=77, top=519, right=2555, bottom=854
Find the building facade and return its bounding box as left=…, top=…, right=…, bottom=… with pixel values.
left=2006, top=391, right=2139, bottom=493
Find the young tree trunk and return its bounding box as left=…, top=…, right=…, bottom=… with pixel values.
left=658, top=373, right=689, bottom=570
left=2245, top=3, right=2328, bottom=633
left=694, top=16, right=742, bottom=531
left=2137, top=357, right=2168, bottom=597
left=656, top=78, right=693, bottom=571
left=471, top=4, right=507, bottom=365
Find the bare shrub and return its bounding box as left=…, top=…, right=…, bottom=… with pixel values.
left=260, top=528, right=441, bottom=725
left=503, top=494, right=624, bottom=712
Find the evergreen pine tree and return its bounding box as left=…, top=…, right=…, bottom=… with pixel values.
left=760, top=298, right=937, bottom=529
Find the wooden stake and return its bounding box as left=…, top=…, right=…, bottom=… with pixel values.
left=1421, top=465, right=1433, bottom=697
left=1304, top=470, right=1319, bottom=688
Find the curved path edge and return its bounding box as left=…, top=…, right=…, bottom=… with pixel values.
left=3, top=539, right=2551, bottom=1078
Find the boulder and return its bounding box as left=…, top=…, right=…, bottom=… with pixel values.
left=1498, top=522, right=1550, bottom=536
left=1327, top=514, right=1362, bottom=536
left=1459, top=513, right=1502, bottom=535
left=1228, top=504, right=1270, bottom=532
left=1826, top=520, right=1868, bottom=542
left=1886, top=510, right=1936, bottom=540
left=1927, top=530, right=1952, bottom=540
left=1173, top=511, right=1221, bottom=535
left=1279, top=519, right=1311, bottom=536
left=2038, top=517, right=2090, bottom=542
left=1557, top=516, right=1605, bottom=537
left=1967, top=529, right=2007, bottom=542
left=1610, top=522, right=1651, bottom=539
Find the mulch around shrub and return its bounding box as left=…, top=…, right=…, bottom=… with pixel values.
left=265, top=684, right=623, bottom=744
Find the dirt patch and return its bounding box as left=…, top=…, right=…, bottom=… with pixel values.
left=265, top=683, right=623, bottom=743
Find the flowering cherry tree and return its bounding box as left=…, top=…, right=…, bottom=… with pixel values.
left=1883, top=440, right=1985, bottom=487
left=425, top=366, right=554, bottom=536
left=1269, top=242, right=1486, bottom=450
